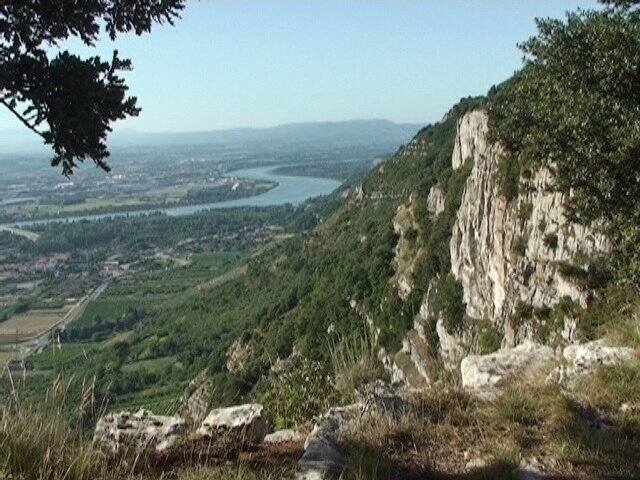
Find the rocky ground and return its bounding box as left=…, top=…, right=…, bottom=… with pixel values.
left=86, top=334, right=639, bottom=480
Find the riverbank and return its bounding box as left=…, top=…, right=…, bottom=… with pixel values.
left=0, top=166, right=342, bottom=229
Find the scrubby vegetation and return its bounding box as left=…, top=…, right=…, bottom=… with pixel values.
left=488, top=1, right=640, bottom=283
left=2, top=1, right=640, bottom=479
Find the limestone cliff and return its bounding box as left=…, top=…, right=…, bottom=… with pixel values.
left=449, top=111, right=609, bottom=339
left=391, top=110, right=610, bottom=386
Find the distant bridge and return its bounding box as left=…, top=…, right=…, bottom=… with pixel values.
left=0, top=226, right=40, bottom=242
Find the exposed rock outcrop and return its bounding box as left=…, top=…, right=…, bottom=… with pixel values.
left=93, top=409, right=186, bottom=454
left=196, top=403, right=268, bottom=444
left=264, top=429, right=305, bottom=444
left=391, top=200, right=421, bottom=300
left=226, top=339, right=253, bottom=374
left=460, top=341, right=556, bottom=395
left=94, top=403, right=272, bottom=456
left=449, top=111, right=609, bottom=336
left=183, top=370, right=215, bottom=429
left=297, top=405, right=359, bottom=480
left=427, top=185, right=445, bottom=216
left=548, top=340, right=636, bottom=385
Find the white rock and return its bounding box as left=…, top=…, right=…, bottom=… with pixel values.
left=449, top=110, right=609, bottom=328
left=461, top=341, right=556, bottom=393
left=298, top=405, right=360, bottom=480
left=426, top=185, right=445, bottom=215
left=564, top=340, right=635, bottom=370
left=93, top=409, right=186, bottom=454
left=264, top=429, right=305, bottom=444
left=196, top=403, right=268, bottom=444
left=548, top=340, right=635, bottom=384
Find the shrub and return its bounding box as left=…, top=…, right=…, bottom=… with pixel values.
left=476, top=319, right=502, bottom=354
left=512, top=235, right=528, bottom=256
left=255, top=358, right=336, bottom=429
left=543, top=233, right=558, bottom=250
left=433, top=275, right=466, bottom=333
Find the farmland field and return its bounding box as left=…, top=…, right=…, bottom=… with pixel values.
left=0, top=350, right=16, bottom=366
left=29, top=342, right=98, bottom=370
left=0, top=306, right=71, bottom=343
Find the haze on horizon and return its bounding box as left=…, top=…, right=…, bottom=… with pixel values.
left=0, top=0, right=599, bottom=138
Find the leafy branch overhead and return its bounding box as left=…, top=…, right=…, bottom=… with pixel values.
left=0, top=0, right=185, bottom=175
left=487, top=0, right=640, bottom=281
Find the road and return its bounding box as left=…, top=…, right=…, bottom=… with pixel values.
left=17, top=281, right=110, bottom=361
left=0, top=226, right=40, bottom=242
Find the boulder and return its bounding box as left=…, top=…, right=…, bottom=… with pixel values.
left=264, top=429, right=305, bottom=444
left=93, top=409, right=186, bottom=454
left=548, top=340, right=635, bottom=385
left=461, top=341, right=555, bottom=394
left=354, top=380, right=409, bottom=412
left=196, top=403, right=268, bottom=444
left=297, top=405, right=360, bottom=480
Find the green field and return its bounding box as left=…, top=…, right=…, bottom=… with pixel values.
left=122, top=355, right=177, bottom=373
left=70, top=298, right=155, bottom=330
left=0, top=306, right=71, bottom=343
left=107, top=251, right=242, bottom=297
left=29, top=343, right=98, bottom=370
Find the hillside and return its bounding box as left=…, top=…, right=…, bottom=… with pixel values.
left=2, top=2, right=640, bottom=480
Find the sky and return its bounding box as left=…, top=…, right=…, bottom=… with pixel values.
left=0, top=0, right=600, bottom=133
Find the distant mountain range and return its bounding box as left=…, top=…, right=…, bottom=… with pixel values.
left=0, top=119, right=424, bottom=155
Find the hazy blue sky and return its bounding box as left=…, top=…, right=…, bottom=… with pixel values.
left=0, top=1, right=600, bottom=133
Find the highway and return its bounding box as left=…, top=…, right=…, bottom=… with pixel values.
left=0, top=226, right=40, bottom=242
left=17, top=281, right=110, bottom=361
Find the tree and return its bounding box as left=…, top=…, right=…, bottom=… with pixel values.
left=0, top=1, right=185, bottom=175
left=487, top=1, right=640, bottom=281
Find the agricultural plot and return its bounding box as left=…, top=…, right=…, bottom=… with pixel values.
left=108, top=251, right=242, bottom=298
left=0, top=306, right=71, bottom=343
left=0, top=350, right=16, bottom=366
left=29, top=342, right=98, bottom=370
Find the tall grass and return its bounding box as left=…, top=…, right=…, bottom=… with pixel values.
left=0, top=370, right=109, bottom=480
left=328, top=330, right=385, bottom=400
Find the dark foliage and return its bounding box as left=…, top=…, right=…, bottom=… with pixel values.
left=0, top=0, right=185, bottom=175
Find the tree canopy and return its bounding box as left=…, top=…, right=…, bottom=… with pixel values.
left=0, top=1, right=185, bottom=175
left=487, top=1, right=640, bottom=281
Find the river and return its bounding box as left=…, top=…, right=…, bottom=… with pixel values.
left=2, top=166, right=342, bottom=228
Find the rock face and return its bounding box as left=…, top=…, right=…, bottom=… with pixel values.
left=183, top=370, right=215, bottom=429
left=93, top=409, right=186, bottom=454
left=427, top=185, right=445, bottom=216
left=460, top=342, right=556, bottom=394
left=297, top=405, right=359, bottom=480
left=449, top=110, right=609, bottom=335
left=548, top=340, right=636, bottom=384
left=391, top=200, right=421, bottom=300
left=196, top=403, right=268, bottom=444
left=226, top=339, right=253, bottom=374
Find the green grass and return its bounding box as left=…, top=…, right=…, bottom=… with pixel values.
left=122, top=355, right=177, bottom=373
left=29, top=343, right=98, bottom=370
left=106, top=252, right=243, bottom=297
left=113, top=384, right=183, bottom=415
left=69, top=297, right=155, bottom=329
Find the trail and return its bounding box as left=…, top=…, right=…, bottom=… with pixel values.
left=0, top=226, right=40, bottom=242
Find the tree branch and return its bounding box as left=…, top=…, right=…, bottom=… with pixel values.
left=0, top=99, right=47, bottom=141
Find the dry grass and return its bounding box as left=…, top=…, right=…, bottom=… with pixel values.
left=329, top=330, right=385, bottom=400
left=0, top=367, right=303, bottom=480
left=338, top=376, right=640, bottom=480
left=0, top=307, right=71, bottom=343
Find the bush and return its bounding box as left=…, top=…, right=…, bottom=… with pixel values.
left=476, top=319, right=502, bottom=354
left=433, top=275, right=466, bottom=333
left=512, top=235, right=528, bottom=256
left=255, top=358, right=336, bottom=429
